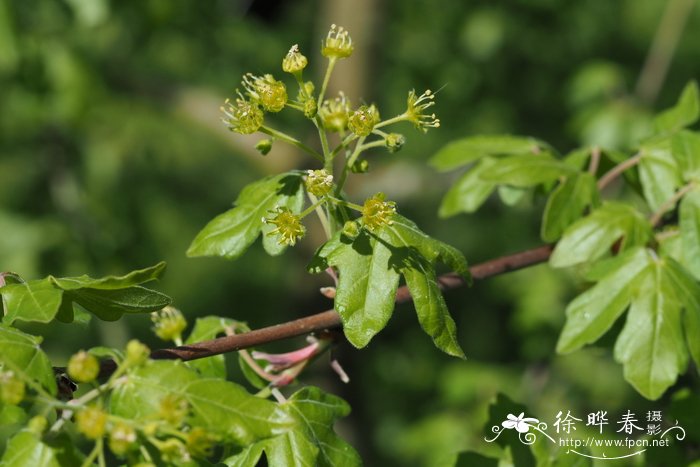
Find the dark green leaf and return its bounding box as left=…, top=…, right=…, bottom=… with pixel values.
left=187, top=172, right=304, bottom=260
left=48, top=261, right=166, bottom=290
left=638, top=140, right=682, bottom=211
left=185, top=316, right=235, bottom=378
left=557, top=247, right=651, bottom=353
left=479, top=153, right=575, bottom=187
left=312, top=231, right=400, bottom=348
left=453, top=452, right=499, bottom=467
left=63, top=286, right=171, bottom=321
left=541, top=172, right=599, bottom=242
left=672, top=130, right=700, bottom=182
left=550, top=202, right=652, bottom=268
left=438, top=157, right=498, bottom=217
left=653, top=81, right=699, bottom=135
left=0, top=325, right=56, bottom=395
left=0, top=279, right=63, bottom=324
left=430, top=135, right=545, bottom=171
left=484, top=393, right=536, bottom=467
left=680, top=187, right=700, bottom=279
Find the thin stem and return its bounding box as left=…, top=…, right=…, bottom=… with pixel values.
left=81, top=442, right=101, bottom=467
left=307, top=192, right=332, bottom=239
left=374, top=113, right=408, bottom=130
left=259, top=126, right=324, bottom=162
left=356, top=140, right=386, bottom=153
left=334, top=137, right=367, bottom=194
left=328, top=196, right=364, bottom=212
left=597, top=153, right=642, bottom=190
left=299, top=196, right=327, bottom=219
left=588, top=146, right=601, bottom=175
left=636, top=0, right=697, bottom=104
left=317, top=58, right=337, bottom=109
left=650, top=182, right=696, bottom=226
left=329, top=133, right=359, bottom=160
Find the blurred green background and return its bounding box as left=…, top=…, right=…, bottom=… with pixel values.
left=2, top=0, right=700, bottom=465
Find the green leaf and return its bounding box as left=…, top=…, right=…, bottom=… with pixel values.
left=479, top=153, right=575, bottom=187
left=680, top=187, right=700, bottom=279
left=498, top=185, right=529, bottom=206
left=61, top=286, right=171, bottom=321
left=550, top=202, right=652, bottom=268
left=653, top=81, right=699, bottom=135
left=0, top=431, right=60, bottom=467
left=438, top=157, right=498, bottom=217
left=638, top=139, right=682, bottom=211
left=613, top=258, right=688, bottom=399
left=557, top=247, right=651, bottom=353
left=187, top=172, right=304, bottom=260
left=185, top=316, right=235, bottom=378
left=0, top=325, right=56, bottom=395
left=541, top=172, right=599, bottom=242
left=672, top=130, right=700, bottom=182
left=186, top=379, right=294, bottom=446
left=663, top=258, right=700, bottom=369
left=312, top=230, right=400, bottom=348
left=48, top=261, right=166, bottom=290
left=378, top=215, right=467, bottom=358
left=1, top=279, right=63, bottom=324
left=430, top=135, right=545, bottom=171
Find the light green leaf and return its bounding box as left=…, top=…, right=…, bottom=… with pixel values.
left=185, top=316, right=235, bottom=378
left=550, top=202, right=652, bottom=268
left=672, top=130, right=700, bottom=182
left=1, top=279, right=63, bottom=324
left=186, top=379, right=294, bottom=446
left=541, top=172, right=599, bottom=242
left=187, top=172, right=304, bottom=260
left=663, top=258, right=700, bottom=369
left=0, top=431, right=60, bottom=467
left=312, top=231, right=400, bottom=348
left=430, top=135, right=545, bottom=171
left=61, top=286, right=171, bottom=321
left=557, top=247, right=651, bottom=353
left=48, top=261, right=166, bottom=290
left=479, top=153, right=575, bottom=187
left=614, top=259, right=688, bottom=399
left=639, top=140, right=682, bottom=211
left=680, top=187, right=700, bottom=279
left=0, top=325, right=56, bottom=395
left=498, top=185, right=529, bottom=206
left=653, top=81, right=699, bottom=136
left=438, top=157, right=498, bottom=217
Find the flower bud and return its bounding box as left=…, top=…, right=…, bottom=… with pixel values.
left=282, top=44, right=308, bottom=74
left=263, top=207, right=306, bottom=246
left=362, top=193, right=397, bottom=231
left=125, top=339, right=150, bottom=367
left=305, top=169, right=333, bottom=197
left=109, top=422, right=137, bottom=456
left=341, top=220, right=361, bottom=240
left=350, top=159, right=369, bottom=173
left=0, top=371, right=25, bottom=405
left=243, top=73, right=287, bottom=113
left=76, top=406, right=107, bottom=440
left=322, top=24, right=353, bottom=59
left=385, top=133, right=406, bottom=153
left=348, top=104, right=380, bottom=137
left=319, top=92, right=350, bottom=132
left=255, top=139, right=273, bottom=156
left=151, top=306, right=187, bottom=342
left=67, top=350, right=99, bottom=383
left=303, top=96, right=318, bottom=118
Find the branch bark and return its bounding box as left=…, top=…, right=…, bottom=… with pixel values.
left=148, top=244, right=554, bottom=362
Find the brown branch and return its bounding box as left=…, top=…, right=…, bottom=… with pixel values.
left=147, top=244, right=554, bottom=363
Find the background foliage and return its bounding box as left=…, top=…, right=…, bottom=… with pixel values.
left=2, top=0, right=700, bottom=465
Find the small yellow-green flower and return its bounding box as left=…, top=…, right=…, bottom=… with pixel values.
left=159, top=393, right=189, bottom=427
left=76, top=406, right=108, bottom=440
left=319, top=92, right=351, bottom=132
left=263, top=207, right=306, bottom=246
left=348, top=104, right=380, bottom=137
left=186, top=427, right=218, bottom=458
left=67, top=350, right=100, bottom=383
left=221, top=94, right=264, bottom=134
left=405, top=89, right=440, bottom=133
left=321, top=24, right=353, bottom=59
left=151, top=306, right=187, bottom=342
left=243, top=73, right=287, bottom=113
left=385, top=133, right=406, bottom=153
left=109, top=422, right=137, bottom=456
left=305, top=169, right=334, bottom=197
left=362, top=193, right=396, bottom=231
left=0, top=371, right=25, bottom=405
left=125, top=339, right=150, bottom=367
left=282, top=44, right=308, bottom=74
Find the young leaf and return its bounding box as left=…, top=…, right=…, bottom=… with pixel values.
left=0, top=325, right=57, bottom=395
left=541, top=172, right=599, bottom=242
left=557, top=247, right=651, bottom=353
left=680, top=187, right=700, bottom=279
left=430, top=135, right=545, bottom=171
left=663, top=258, right=700, bottom=370
left=48, top=261, right=166, bottom=290
left=613, top=259, right=688, bottom=400
left=550, top=202, right=652, bottom=268
left=311, top=231, right=400, bottom=348
left=187, top=172, right=303, bottom=260
left=653, top=81, right=699, bottom=136
left=638, top=140, right=682, bottom=211
left=1, top=431, right=61, bottom=467
left=672, top=130, right=700, bottom=182
left=479, top=153, right=575, bottom=187
left=438, top=157, right=498, bottom=217
left=0, top=279, right=63, bottom=324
